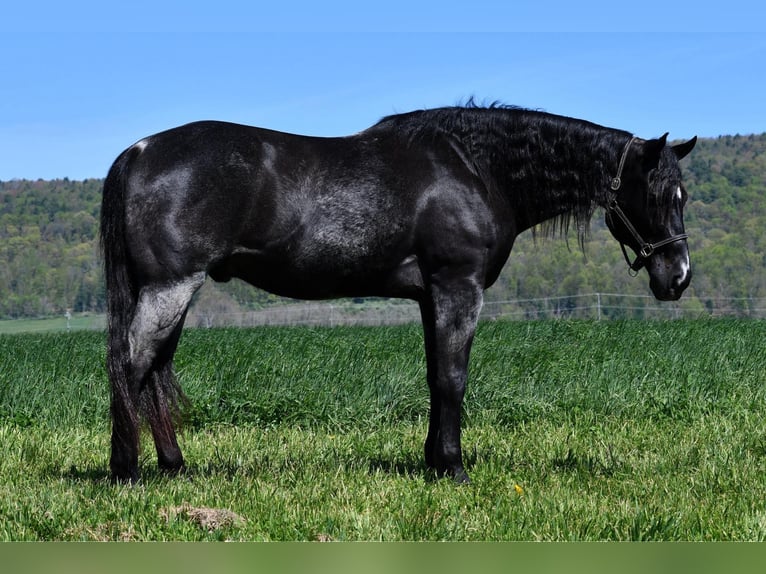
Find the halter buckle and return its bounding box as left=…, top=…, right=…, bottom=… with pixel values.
left=639, top=244, right=655, bottom=258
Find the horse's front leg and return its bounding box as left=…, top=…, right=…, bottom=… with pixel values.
left=419, top=277, right=483, bottom=484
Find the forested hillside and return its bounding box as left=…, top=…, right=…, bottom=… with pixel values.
left=1, top=133, right=765, bottom=319
left=0, top=179, right=103, bottom=317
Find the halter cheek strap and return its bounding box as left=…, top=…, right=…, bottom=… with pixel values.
left=606, top=137, right=689, bottom=276
left=610, top=136, right=635, bottom=192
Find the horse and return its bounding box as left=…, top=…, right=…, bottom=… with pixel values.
left=100, top=103, right=697, bottom=483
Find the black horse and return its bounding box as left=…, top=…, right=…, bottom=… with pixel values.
left=101, top=103, right=696, bottom=483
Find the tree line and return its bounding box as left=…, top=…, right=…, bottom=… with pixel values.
left=1, top=133, right=765, bottom=319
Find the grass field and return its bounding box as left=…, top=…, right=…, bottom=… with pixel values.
left=2, top=319, right=766, bottom=540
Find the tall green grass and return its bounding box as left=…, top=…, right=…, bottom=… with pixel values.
left=4, top=320, right=765, bottom=429
left=2, top=320, right=766, bottom=540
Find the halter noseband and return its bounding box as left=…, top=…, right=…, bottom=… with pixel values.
left=606, top=136, right=688, bottom=277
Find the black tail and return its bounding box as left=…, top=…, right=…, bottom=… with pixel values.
left=101, top=147, right=142, bottom=454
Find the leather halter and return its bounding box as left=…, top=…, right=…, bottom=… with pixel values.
left=605, top=137, right=688, bottom=277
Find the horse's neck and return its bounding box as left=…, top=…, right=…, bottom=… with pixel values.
left=478, top=120, right=623, bottom=233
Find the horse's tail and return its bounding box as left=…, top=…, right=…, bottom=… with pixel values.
left=100, top=145, right=141, bottom=436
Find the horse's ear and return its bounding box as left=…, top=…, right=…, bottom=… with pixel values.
left=640, top=133, right=668, bottom=172
left=672, top=136, right=697, bottom=160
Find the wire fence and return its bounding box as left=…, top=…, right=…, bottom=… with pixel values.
left=7, top=293, right=766, bottom=335
left=185, top=293, right=766, bottom=328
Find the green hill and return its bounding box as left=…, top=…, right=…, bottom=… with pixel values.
left=1, top=133, right=765, bottom=320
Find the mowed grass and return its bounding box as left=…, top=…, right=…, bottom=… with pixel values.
left=2, top=320, right=766, bottom=540
left=0, top=314, right=105, bottom=335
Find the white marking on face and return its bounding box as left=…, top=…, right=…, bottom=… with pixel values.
left=675, top=186, right=682, bottom=201
left=677, top=253, right=690, bottom=286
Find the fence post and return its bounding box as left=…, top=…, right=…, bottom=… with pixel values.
left=596, top=293, right=601, bottom=321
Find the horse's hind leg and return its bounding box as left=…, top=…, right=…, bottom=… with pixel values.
left=142, top=324, right=188, bottom=475
left=112, top=272, right=204, bottom=479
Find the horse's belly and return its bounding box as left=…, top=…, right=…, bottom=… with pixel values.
left=211, top=248, right=423, bottom=300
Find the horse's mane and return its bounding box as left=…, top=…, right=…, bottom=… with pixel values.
left=372, top=100, right=633, bottom=246
left=372, top=100, right=678, bottom=248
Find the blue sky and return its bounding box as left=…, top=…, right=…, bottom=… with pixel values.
left=2, top=1, right=764, bottom=180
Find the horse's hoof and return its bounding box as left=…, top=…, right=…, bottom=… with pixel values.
left=158, top=454, right=186, bottom=476
left=160, top=463, right=187, bottom=477
left=451, top=469, right=471, bottom=485
left=110, top=471, right=140, bottom=485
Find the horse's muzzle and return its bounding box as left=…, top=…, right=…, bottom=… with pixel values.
left=648, top=253, right=691, bottom=301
